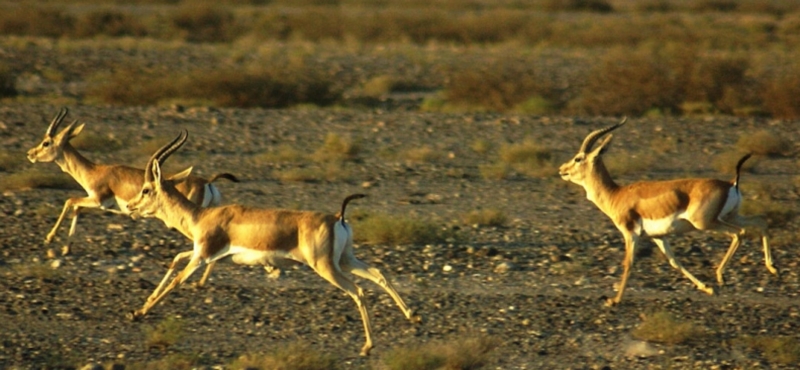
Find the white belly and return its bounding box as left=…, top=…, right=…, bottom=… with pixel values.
left=227, top=246, right=299, bottom=267
left=640, top=213, right=693, bottom=237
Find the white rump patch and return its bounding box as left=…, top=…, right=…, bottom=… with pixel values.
left=718, top=187, right=741, bottom=218
left=332, top=220, right=351, bottom=267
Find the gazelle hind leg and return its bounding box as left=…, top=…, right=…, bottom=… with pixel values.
left=716, top=233, right=741, bottom=285
left=651, top=238, right=714, bottom=295
left=341, top=254, right=415, bottom=320
left=148, top=250, right=195, bottom=302
left=311, top=260, right=374, bottom=356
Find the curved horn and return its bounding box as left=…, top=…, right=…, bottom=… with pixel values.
left=46, top=107, right=69, bottom=136
left=578, top=117, right=627, bottom=153
left=144, top=130, right=188, bottom=183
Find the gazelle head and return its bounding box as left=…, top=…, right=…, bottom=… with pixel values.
left=27, top=108, right=85, bottom=163
left=127, top=130, right=190, bottom=218
left=558, top=118, right=627, bottom=187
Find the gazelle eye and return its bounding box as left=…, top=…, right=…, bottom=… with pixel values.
left=42, top=142, right=50, bottom=147
left=574, top=157, right=582, bottom=163
left=142, top=189, right=150, bottom=195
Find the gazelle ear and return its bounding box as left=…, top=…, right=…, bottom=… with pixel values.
left=590, top=133, right=614, bottom=157
left=167, top=166, right=193, bottom=181
left=152, top=160, right=164, bottom=185
left=68, top=123, right=85, bottom=138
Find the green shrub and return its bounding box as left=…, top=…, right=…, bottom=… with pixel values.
left=144, top=316, right=184, bottom=350
left=498, top=139, right=554, bottom=178
left=353, top=213, right=454, bottom=245
left=383, top=334, right=499, bottom=370
left=229, top=342, right=339, bottom=370
left=632, top=311, right=704, bottom=345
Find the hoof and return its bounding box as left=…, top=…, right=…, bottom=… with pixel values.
left=410, top=314, right=423, bottom=324
left=127, top=311, right=143, bottom=321
left=699, top=285, right=715, bottom=295
left=359, top=347, right=372, bottom=357
left=60, top=245, right=71, bottom=256
left=603, top=296, right=618, bottom=307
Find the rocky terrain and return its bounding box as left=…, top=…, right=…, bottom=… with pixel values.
left=1, top=44, right=800, bottom=369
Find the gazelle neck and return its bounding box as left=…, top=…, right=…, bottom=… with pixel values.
left=157, top=187, right=203, bottom=240
left=55, top=145, right=96, bottom=176
left=584, top=160, right=620, bottom=212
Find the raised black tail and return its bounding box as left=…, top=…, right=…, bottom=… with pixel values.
left=339, top=193, right=366, bottom=221
left=208, top=173, right=240, bottom=183
left=733, top=153, right=752, bottom=190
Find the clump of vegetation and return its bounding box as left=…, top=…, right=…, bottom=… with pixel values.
left=169, top=2, right=238, bottom=43
left=602, top=149, right=657, bottom=177
left=9, top=262, right=60, bottom=281
left=88, top=62, right=341, bottom=108
left=353, top=213, right=456, bottom=245
left=311, top=133, right=360, bottom=163
left=404, top=146, right=441, bottom=163
left=144, top=316, right=184, bottom=350
left=498, top=139, right=554, bottom=178
left=478, top=162, right=510, bottom=181
left=256, top=144, right=307, bottom=164
left=383, top=334, right=499, bottom=370
left=229, top=342, right=339, bottom=370
left=735, top=335, right=800, bottom=365
left=127, top=354, right=198, bottom=370
left=72, top=9, right=148, bottom=38
left=712, top=150, right=757, bottom=175
left=0, top=63, right=17, bottom=98
left=70, top=131, right=123, bottom=153
left=0, top=170, right=78, bottom=191
left=0, top=150, right=24, bottom=172
left=632, top=311, right=704, bottom=345
left=463, top=209, right=507, bottom=227
left=736, top=130, right=793, bottom=157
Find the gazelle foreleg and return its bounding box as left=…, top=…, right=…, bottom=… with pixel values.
left=46, top=197, right=101, bottom=255
left=132, top=254, right=204, bottom=319
left=608, top=234, right=636, bottom=307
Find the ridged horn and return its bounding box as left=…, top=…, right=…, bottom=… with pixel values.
left=145, top=130, right=188, bottom=183
left=46, top=107, right=70, bottom=136
left=578, top=117, right=627, bottom=153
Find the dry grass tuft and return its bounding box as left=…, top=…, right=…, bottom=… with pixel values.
left=404, top=146, right=442, bottom=163
left=8, top=262, right=60, bottom=280
left=0, top=170, right=79, bottom=191
left=353, top=213, right=455, bottom=245
left=144, top=316, right=184, bottom=350
left=256, top=144, right=307, bottom=164
left=126, top=354, right=198, bottom=370
left=632, top=311, right=704, bottom=345
left=736, top=130, right=793, bottom=157
left=70, top=132, right=123, bottom=153
left=711, top=150, right=758, bottom=176
left=463, top=209, right=507, bottom=227
left=735, top=335, right=800, bottom=365
left=478, top=162, right=510, bottom=181
left=311, top=133, right=360, bottom=163
left=498, top=139, right=554, bottom=178
left=383, top=333, right=499, bottom=370
left=603, top=150, right=657, bottom=177
left=229, top=342, right=339, bottom=370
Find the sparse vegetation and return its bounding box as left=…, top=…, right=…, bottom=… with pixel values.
left=735, top=335, right=800, bottom=365
left=463, top=209, right=507, bottom=227
left=404, top=146, right=441, bottom=163
left=383, top=334, right=499, bottom=370
left=353, top=213, right=455, bottom=245
left=144, top=316, right=184, bottom=350
left=632, top=311, right=704, bottom=345
left=229, top=342, right=339, bottom=370
left=0, top=63, right=16, bottom=98
left=70, top=131, right=123, bottom=152
left=0, top=150, right=24, bottom=172
left=311, top=133, right=360, bottom=163
left=497, top=139, right=554, bottom=178
left=736, top=130, right=793, bottom=157
left=0, top=170, right=79, bottom=191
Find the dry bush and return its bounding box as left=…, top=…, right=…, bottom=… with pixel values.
left=229, top=342, right=339, bottom=370
left=255, top=145, right=307, bottom=164
left=0, top=150, right=24, bottom=172
left=272, top=167, right=321, bottom=183
left=0, top=6, right=73, bottom=37
left=383, top=334, right=499, bottom=370
left=169, top=1, right=239, bottom=43
left=463, top=209, right=507, bottom=227
left=760, top=65, right=800, bottom=119
left=9, top=262, right=60, bottom=281
left=352, top=213, right=455, bottom=245
left=311, top=133, right=360, bottom=163
left=0, top=63, right=17, bottom=98
left=442, top=58, right=560, bottom=112
left=602, top=149, right=657, bottom=177
left=127, top=354, right=198, bottom=370
left=404, top=146, right=442, bottom=163
left=632, top=311, right=704, bottom=345
left=144, top=316, right=184, bottom=350
left=478, top=162, right=510, bottom=181
left=0, top=170, right=79, bottom=191
left=470, top=139, right=492, bottom=155
left=498, top=139, right=554, bottom=178
left=736, top=130, right=793, bottom=157
left=735, top=335, right=800, bottom=365
left=72, top=10, right=148, bottom=38
left=712, top=150, right=758, bottom=175
left=685, top=55, right=752, bottom=115
left=571, top=45, right=692, bottom=116
left=89, top=63, right=341, bottom=108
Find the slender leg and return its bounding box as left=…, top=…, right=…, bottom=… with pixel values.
left=608, top=234, right=636, bottom=306
left=148, top=250, right=195, bottom=302
left=197, top=262, right=217, bottom=287
left=341, top=253, right=415, bottom=320
left=46, top=197, right=100, bottom=255
left=716, top=233, right=741, bottom=285
left=311, top=260, right=374, bottom=356
left=714, top=215, right=777, bottom=284
left=132, top=254, right=203, bottom=319
left=652, top=238, right=714, bottom=295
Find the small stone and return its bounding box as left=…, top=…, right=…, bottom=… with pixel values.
left=494, top=261, right=516, bottom=274
left=625, top=340, right=660, bottom=358
left=50, top=259, right=62, bottom=269
left=80, top=363, right=104, bottom=370
left=46, top=249, right=57, bottom=259
left=442, top=264, right=453, bottom=272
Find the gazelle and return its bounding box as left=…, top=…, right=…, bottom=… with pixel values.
left=559, top=118, right=776, bottom=306
left=125, top=130, right=416, bottom=356
left=27, top=107, right=239, bottom=264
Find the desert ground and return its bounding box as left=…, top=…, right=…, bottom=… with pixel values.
left=1, top=23, right=800, bottom=369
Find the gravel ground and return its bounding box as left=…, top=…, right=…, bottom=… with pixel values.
left=1, top=45, right=800, bottom=370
